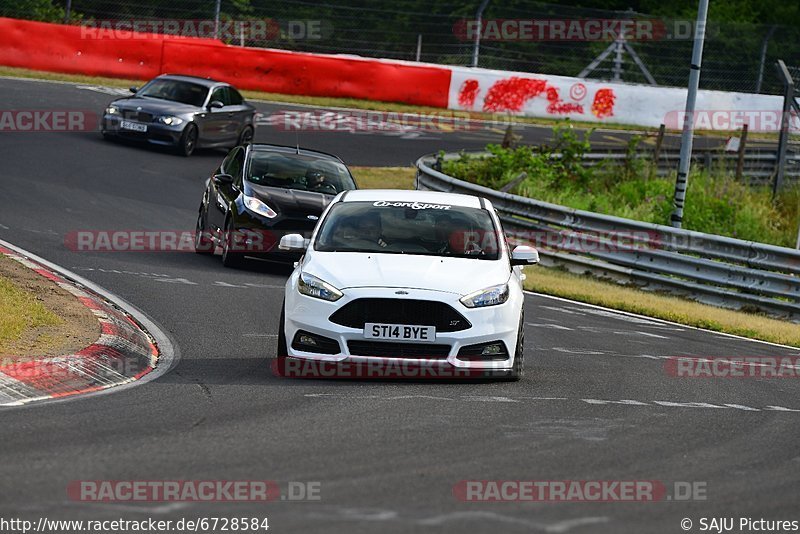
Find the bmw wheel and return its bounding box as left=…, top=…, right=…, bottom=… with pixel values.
left=237, top=125, right=254, bottom=147
left=178, top=123, right=198, bottom=157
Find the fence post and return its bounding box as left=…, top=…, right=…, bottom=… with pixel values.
left=471, top=0, right=490, bottom=67
left=415, top=34, right=422, bottom=62
left=64, top=0, right=72, bottom=23
left=652, top=124, right=666, bottom=164
left=774, top=60, right=795, bottom=197
left=735, top=124, right=748, bottom=180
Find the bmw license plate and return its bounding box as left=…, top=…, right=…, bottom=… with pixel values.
left=120, top=120, right=147, bottom=132
left=364, top=323, right=436, bottom=343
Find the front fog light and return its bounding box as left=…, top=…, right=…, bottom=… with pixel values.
left=481, top=343, right=504, bottom=356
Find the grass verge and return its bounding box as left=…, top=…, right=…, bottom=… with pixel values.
left=356, top=165, right=799, bottom=346
left=351, top=166, right=415, bottom=189
left=0, top=258, right=62, bottom=353
left=524, top=267, right=800, bottom=347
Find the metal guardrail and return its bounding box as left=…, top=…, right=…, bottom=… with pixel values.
left=582, top=150, right=800, bottom=181
left=415, top=153, right=800, bottom=320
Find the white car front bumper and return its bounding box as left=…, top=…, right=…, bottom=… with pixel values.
left=282, top=279, right=523, bottom=371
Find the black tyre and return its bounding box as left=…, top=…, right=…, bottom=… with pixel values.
left=177, top=123, right=198, bottom=157
left=194, top=205, right=214, bottom=255
left=237, top=125, right=254, bottom=147
left=277, top=302, right=287, bottom=358
left=221, top=217, right=245, bottom=268
left=506, top=312, right=525, bottom=381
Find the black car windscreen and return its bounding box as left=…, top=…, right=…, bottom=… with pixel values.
left=137, top=80, right=209, bottom=107
left=314, top=201, right=501, bottom=260
left=246, top=152, right=357, bottom=195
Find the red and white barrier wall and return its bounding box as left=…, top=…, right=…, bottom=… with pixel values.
left=0, top=17, right=787, bottom=131
left=447, top=67, right=786, bottom=132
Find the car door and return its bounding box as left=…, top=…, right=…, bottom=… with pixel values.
left=208, top=147, right=245, bottom=234
left=199, top=86, right=233, bottom=144
left=226, top=86, right=254, bottom=140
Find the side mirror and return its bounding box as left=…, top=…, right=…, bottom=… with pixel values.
left=208, top=100, right=224, bottom=109
left=212, top=173, right=234, bottom=185
left=510, top=245, right=539, bottom=266
left=129, top=86, right=138, bottom=94
left=279, top=234, right=308, bottom=252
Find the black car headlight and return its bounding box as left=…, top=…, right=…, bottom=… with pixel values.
left=105, top=105, right=120, bottom=115
left=243, top=194, right=278, bottom=219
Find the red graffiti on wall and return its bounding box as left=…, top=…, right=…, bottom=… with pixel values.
left=477, top=77, right=582, bottom=115
left=457, top=76, right=614, bottom=119
left=545, top=86, right=583, bottom=114
left=481, top=77, right=547, bottom=112
left=591, top=88, right=616, bottom=118
left=458, top=79, right=480, bottom=109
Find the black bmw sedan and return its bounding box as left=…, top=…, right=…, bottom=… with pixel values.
left=101, top=74, right=256, bottom=156
left=195, top=144, right=358, bottom=267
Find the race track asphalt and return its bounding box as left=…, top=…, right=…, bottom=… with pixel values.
left=0, top=77, right=798, bottom=534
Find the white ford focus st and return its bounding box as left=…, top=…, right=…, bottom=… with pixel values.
left=276, top=189, right=539, bottom=380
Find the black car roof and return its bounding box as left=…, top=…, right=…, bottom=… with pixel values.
left=248, top=144, right=345, bottom=163
left=156, top=74, right=223, bottom=88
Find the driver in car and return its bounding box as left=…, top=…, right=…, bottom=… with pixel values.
left=305, top=169, right=336, bottom=194
left=356, top=213, right=389, bottom=248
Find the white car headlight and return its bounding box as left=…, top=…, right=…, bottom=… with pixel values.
left=298, top=272, right=343, bottom=302
left=243, top=194, right=278, bottom=219
left=157, top=115, right=184, bottom=126
left=105, top=105, right=120, bottom=115
left=460, top=283, right=509, bottom=308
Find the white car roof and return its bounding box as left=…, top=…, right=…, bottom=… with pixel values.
left=340, top=189, right=485, bottom=209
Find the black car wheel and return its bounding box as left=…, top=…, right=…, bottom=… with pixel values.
left=237, top=125, right=254, bottom=147
left=194, top=205, right=214, bottom=255
left=178, top=123, right=198, bottom=157
left=221, top=217, right=244, bottom=268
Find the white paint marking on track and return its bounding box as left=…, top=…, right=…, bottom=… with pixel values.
left=0, top=223, right=9, bottom=230
left=526, top=323, right=573, bottom=330
left=527, top=291, right=798, bottom=350
left=302, top=393, right=800, bottom=414
left=417, top=511, right=610, bottom=532
left=154, top=277, right=197, bottom=285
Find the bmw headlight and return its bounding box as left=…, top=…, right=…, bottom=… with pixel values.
left=105, top=105, right=120, bottom=115
left=157, top=115, right=184, bottom=126
left=298, top=272, right=343, bottom=302
left=243, top=194, right=278, bottom=219
left=460, top=283, right=509, bottom=308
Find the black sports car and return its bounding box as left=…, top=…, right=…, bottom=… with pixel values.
left=101, top=74, right=256, bottom=156
left=195, top=144, right=358, bottom=267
